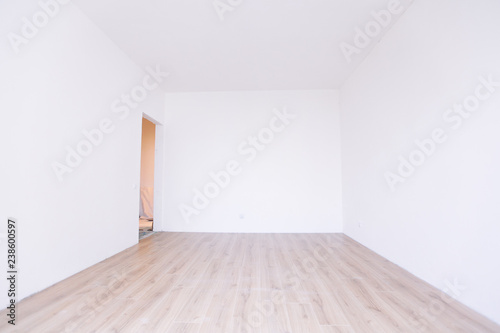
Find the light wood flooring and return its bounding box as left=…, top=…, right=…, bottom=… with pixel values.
left=1, top=233, right=499, bottom=332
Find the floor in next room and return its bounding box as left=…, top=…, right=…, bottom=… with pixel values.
left=139, top=217, right=154, bottom=239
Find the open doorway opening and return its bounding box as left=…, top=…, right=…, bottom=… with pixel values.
left=139, top=117, right=156, bottom=239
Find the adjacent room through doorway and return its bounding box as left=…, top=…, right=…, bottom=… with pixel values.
left=139, top=117, right=156, bottom=239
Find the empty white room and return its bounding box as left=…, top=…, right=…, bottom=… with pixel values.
left=1, top=0, right=500, bottom=332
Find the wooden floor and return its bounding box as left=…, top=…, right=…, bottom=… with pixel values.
left=1, top=233, right=499, bottom=332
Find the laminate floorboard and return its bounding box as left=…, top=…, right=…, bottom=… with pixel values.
left=0, top=233, right=498, bottom=332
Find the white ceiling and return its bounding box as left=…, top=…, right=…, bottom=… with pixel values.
left=73, top=0, right=414, bottom=92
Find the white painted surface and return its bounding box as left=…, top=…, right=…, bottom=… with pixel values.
left=340, top=0, right=500, bottom=324
left=72, top=0, right=414, bottom=91
left=0, top=3, right=165, bottom=306
left=162, top=90, right=343, bottom=233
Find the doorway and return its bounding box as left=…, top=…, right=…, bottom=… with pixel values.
left=139, top=117, right=156, bottom=239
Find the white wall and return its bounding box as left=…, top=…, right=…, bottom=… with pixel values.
left=341, top=0, right=500, bottom=325
left=163, top=90, right=342, bottom=233
left=0, top=2, right=165, bottom=305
